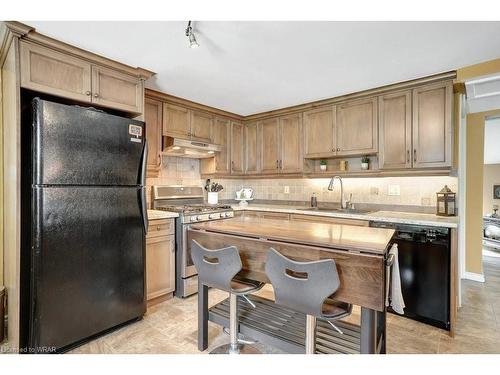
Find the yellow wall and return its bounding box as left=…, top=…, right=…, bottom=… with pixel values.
left=465, top=113, right=486, bottom=274
left=458, top=58, right=500, bottom=275
left=483, top=164, right=500, bottom=216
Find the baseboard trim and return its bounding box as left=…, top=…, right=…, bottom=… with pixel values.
left=463, top=272, right=485, bottom=283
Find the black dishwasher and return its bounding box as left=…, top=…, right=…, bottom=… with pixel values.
left=370, top=221, right=450, bottom=330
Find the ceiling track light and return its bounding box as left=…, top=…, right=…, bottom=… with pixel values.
left=185, top=21, right=199, bottom=49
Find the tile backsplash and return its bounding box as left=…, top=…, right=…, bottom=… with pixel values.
left=146, top=158, right=458, bottom=209
left=215, top=176, right=458, bottom=208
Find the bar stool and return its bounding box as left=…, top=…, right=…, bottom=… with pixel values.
left=191, top=240, right=264, bottom=354
left=265, top=248, right=352, bottom=354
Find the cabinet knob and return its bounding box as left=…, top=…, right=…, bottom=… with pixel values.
left=407, top=150, right=410, bottom=163
left=157, top=226, right=161, bottom=231
left=85, top=91, right=91, bottom=96
left=94, top=93, right=99, bottom=98
left=413, top=149, right=417, bottom=163
left=337, top=148, right=340, bottom=151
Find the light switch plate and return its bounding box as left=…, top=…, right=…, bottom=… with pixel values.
left=388, top=185, right=400, bottom=196
left=284, top=186, right=290, bottom=194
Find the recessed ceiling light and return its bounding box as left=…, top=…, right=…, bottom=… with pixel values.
left=185, top=21, right=199, bottom=49
left=207, top=150, right=214, bottom=154
left=172, top=146, right=181, bottom=150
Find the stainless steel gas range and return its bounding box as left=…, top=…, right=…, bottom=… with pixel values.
left=152, top=185, right=234, bottom=297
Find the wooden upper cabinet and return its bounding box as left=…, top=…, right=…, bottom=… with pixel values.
left=163, top=103, right=190, bottom=138
left=20, top=41, right=145, bottom=114
left=230, top=122, right=245, bottom=174
left=336, top=97, right=378, bottom=156
left=212, top=117, right=231, bottom=174
left=20, top=41, right=92, bottom=103
left=144, top=98, right=163, bottom=176
left=378, top=91, right=412, bottom=169
left=91, top=66, right=144, bottom=114
left=260, top=118, right=281, bottom=174
left=279, top=113, right=303, bottom=173
left=303, top=106, right=336, bottom=158
left=245, top=122, right=260, bottom=174
left=190, top=111, right=213, bottom=142
left=412, top=82, right=452, bottom=168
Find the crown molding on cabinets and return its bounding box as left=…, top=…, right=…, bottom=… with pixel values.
left=146, top=88, right=244, bottom=121
left=2, top=21, right=155, bottom=80
left=244, top=71, right=457, bottom=121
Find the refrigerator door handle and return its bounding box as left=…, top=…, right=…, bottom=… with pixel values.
left=139, top=139, right=148, bottom=186
left=140, top=187, right=148, bottom=234
left=139, top=139, right=148, bottom=233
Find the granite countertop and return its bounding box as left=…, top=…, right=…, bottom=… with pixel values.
left=232, top=203, right=458, bottom=228
left=147, top=209, right=179, bottom=220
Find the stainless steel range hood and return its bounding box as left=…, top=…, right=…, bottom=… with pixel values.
left=162, top=136, right=222, bottom=159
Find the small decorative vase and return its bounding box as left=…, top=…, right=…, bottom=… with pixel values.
left=361, top=162, right=369, bottom=170
left=320, top=164, right=327, bottom=171
left=207, top=192, right=218, bottom=205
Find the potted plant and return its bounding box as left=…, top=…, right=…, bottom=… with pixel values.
left=320, top=160, right=327, bottom=171
left=361, top=156, right=370, bottom=170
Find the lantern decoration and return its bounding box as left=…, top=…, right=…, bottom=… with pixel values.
left=436, top=185, right=456, bottom=217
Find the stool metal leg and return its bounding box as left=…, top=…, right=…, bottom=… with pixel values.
left=210, top=293, right=261, bottom=354
left=305, top=315, right=317, bottom=354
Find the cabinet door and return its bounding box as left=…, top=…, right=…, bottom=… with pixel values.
left=20, top=41, right=92, bottom=103
left=144, top=98, right=163, bottom=176
left=280, top=113, right=303, bottom=173
left=337, top=97, right=378, bottom=156
left=245, top=122, right=260, bottom=174
left=303, top=106, right=336, bottom=158
left=146, top=235, right=175, bottom=300
left=290, top=214, right=368, bottom=226
left=213, top=117, right=231, bottom=173
left=91, top=65, right=144, bottom=113
left=230, top=122, right=245, bottom=174
left=378, top=91, right=412, bottom=169
left=190, top=111, right=213, bottom=142
left=412, top=82, right=452, bottom=168
left=163, top=103, right=190, bottom=138
left=260, top=118, right=281, bottom=174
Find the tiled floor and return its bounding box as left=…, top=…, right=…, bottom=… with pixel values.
left=64, top=254, right=500, bottom=354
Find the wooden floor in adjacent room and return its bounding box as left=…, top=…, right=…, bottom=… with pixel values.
left=68, top=255, right=500, bottom=354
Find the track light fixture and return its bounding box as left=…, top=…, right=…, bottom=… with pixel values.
left=185, top=21, right=199, bottom=49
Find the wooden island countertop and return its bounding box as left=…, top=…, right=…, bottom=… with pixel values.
left=190, top=216, right=395, bottom=255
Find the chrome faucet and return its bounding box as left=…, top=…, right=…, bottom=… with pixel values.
left=327, top=175, right=345, bottom=209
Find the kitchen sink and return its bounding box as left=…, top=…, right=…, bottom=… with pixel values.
left=297, top=207, right=374, bottom=214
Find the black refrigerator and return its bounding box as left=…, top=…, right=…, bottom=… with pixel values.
left=20, top=98, right=148, bottom=353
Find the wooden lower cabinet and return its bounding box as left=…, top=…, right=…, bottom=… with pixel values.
left=289, top=214, right=368, bottom=226
left=146, top=219, right=175, bottom=305
left=238, top=210, right=290, bottom=220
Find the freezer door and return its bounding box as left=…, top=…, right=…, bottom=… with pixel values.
left=32, top=98, right=146, bottom=186
left=30, top=186, right=145, bottom=351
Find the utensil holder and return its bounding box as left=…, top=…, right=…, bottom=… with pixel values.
left=208, top=192, right=219, bottom=205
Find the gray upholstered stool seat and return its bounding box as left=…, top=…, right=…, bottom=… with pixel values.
left=191, top=240, right=264, bottom=354
left=322, top=299, right=353, bottom=319
left=265, top=248, right=352, bottom=354
left=231, top=276, right=265, bottom=295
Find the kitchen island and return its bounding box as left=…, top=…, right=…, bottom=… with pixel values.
left=188, top=216, right=395, bottom=354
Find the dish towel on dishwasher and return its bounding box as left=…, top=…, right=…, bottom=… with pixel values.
left=386, top=243, right=405, bottom=314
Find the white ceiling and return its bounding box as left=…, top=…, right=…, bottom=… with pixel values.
left=27, top=21, right=500, bottom=116
left=485, top=117, right=500, bottom=164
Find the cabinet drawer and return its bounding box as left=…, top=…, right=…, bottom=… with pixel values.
left=242, top=211, right=290, bottom=220
left=290, top=214, right=368, bottom=226
left=147, top=219, right=175, bottom=238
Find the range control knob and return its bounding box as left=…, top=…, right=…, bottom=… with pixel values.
left=219, top=213, right=224, bottom=218
left=208, top=214, right=215, bottom=219
left=225, top=212, right=231, bottom=218
left=190, top=216, right=197, bottom=222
